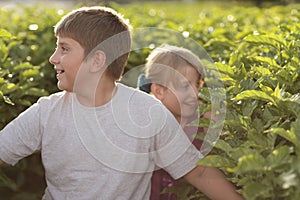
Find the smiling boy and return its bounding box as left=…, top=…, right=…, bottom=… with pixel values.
left=0, top=6, right=243, bottom=200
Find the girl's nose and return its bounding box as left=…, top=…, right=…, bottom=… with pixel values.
left=189, top=84, right=199, bottom=101
left=190, top=84, right=198, bottom=95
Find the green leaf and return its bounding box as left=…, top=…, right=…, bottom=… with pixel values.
left=266, top=146, right=291, bottom=170
left=228, top=152, right=266, bottom=174
left=244, top=34, right=287, bottom=50
left=242, top=100, right=258, bottom=117
left=242, top=182, right=270, bottom=200
left=0, top=29, right=12, bottom=38
left=3, top=95, right=15, bottom=105
left=1, top=82, right=18, bottom=95
left=235, top=90, right=276, bottom=105
left=279, top=99, right=300, bottom=118
left=204, top=37, right=235, bottom=48
left=215, top=62, right=234, bottom=77
left=269, top=128, right=297, bottom=145
left=248, top=55, right=281, bottom=69
left=291, top=118, right=300, bottom=143
left=24, top=88, right=48, bottom=97
left=197, top=155, right=234, bottom=168
left=260, top=84, right=273, bottom=93
left=21, top=69, right=39, bottom=78
left=272, top=84, right=281, bottom=100
left=252, top=66, right=272, bottom=79
left=248, top=129, right=274, bottom=149
left=225, top=118, right=247, bottom=131
left=214, top=139, right=233, bottom=153
left=13, top=62, right=37, bottom=72
left=14, top=99, right=32, bottom=106
left=0, top=77, right=5, bottom=84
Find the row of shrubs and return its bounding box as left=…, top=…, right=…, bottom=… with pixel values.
left=1, top=2, right=300, bottom=199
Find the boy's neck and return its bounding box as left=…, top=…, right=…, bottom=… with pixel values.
left=75, top=78, right=117, bottom=107
left=179, top=117, right=187, bottom=127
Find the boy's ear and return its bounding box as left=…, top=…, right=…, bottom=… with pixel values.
left=90, top=50, right=106, bottom=73
left=151, top=83, right=165, bottom=101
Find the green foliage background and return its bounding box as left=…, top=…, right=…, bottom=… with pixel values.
left=0, top=1, right=300, bottom=199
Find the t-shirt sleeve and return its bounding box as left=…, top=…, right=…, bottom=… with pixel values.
left=153, top=110, right=203, bottom=180
left=0, top=102, right=43, bottom=165
left=161, top=141, right=202, bottom=180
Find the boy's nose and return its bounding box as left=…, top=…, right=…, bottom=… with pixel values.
left=49, top=52, right=58, bottom=65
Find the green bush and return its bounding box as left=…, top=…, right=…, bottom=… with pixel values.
left=0, top=5, right=64, bottom=129
left=0, top=5, right=64, bottom=199
left=198, top=10, right=300, bottom=200
left=0, top=2, right=300, bottom=199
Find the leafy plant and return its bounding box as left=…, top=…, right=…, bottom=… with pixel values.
left=197, top=8, right=300, bottom=199
left=1, top=2, right=300, bottom=199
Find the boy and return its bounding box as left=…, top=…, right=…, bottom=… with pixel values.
left=0, top=6, right=243, bottom=199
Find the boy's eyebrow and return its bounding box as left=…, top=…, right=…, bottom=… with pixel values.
left=57, top=42, right=68, bottom=46
left=56, top=39, right=71, bottom=46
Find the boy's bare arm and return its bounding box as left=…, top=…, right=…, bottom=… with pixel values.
left=184, top=166, right=244, bottom=200
left=0, top=160, right=3, bottom=165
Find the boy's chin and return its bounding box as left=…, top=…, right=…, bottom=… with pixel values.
left=57, top=83, right=72, bottom=92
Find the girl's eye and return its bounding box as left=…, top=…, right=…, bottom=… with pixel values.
left=181, top=83, right=189, bottom=90
left=184, top=84, right=190, bottom=89
left=196, top=82, right=201, bottom=89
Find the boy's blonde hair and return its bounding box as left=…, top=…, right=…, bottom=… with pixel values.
left=145, top=44, right=205, bottom=88
left=54, top=6, right=132, bottom=81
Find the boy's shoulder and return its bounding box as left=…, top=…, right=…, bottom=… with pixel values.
left=36, top=90, right=70, bottom=105
left=116, top=83, right=161, bottom=105
left=115, top=83, right=172, bottom=123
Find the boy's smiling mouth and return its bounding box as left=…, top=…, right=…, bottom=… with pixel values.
left=55, top=69, right=65, bottom=79
left=56, top=69, right=65, bottom=75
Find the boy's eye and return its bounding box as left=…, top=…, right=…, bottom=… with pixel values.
left=61, top=46, right=68, bottom=51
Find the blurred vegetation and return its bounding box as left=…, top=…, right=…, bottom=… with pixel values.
left=76, top=0, right=300, bottom=6
left=0, top=1, right=300, bottom=199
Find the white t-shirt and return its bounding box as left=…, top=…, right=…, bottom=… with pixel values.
left=0, top=83, right=202, bottom=200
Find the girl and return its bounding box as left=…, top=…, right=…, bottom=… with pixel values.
left=138, top=44, right=237, bottom=200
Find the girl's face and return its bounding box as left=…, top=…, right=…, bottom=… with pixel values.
left=49, top=36, right=86, bottom=92
left=160, top=65, right=202, bottom=123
